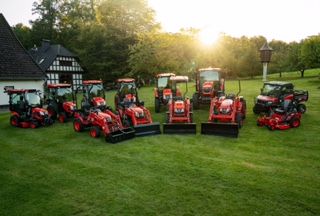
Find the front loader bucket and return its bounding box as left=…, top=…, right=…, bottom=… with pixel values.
left=163, top=123, right=197, bottom=134
left=106, top=128, right=135, bottom=143
left=201, top=122, right=239, bottom=138
left=134, top=122, right=161, bottom=137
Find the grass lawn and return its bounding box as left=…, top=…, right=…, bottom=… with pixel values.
left=0, top=70, right=319, bottom=215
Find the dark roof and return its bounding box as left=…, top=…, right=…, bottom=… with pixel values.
left=264, top=81, right=293, bottom=86
left=29, top=40, right=78, bottom=71
left=0, top=14, right=45, bottom=81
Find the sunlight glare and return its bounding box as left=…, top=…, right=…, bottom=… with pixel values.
left=199, top=28, right=219, bottom=46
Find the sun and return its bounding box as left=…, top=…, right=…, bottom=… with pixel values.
left=198, top=28, right=220, bottom=46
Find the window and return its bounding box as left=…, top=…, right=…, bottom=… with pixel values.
left=59, top=60, right=72, bottom=67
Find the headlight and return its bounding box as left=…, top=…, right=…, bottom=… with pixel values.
left=106, top=116, right=112, bottom=122
left=135, top=112, right=144, bottom=118
left=39, top=111, right=45, bottom=115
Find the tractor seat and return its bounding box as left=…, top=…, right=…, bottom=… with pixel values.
left=275, top=108, right=285, bottom=114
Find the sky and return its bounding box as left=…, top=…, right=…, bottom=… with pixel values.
left=0, top=0, right=319, bottom=43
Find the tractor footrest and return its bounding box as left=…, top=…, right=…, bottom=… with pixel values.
left=163, top=123, right=196, bottom=134
left=106, top=128, right=135, bottom=143
left=201, top=122, right=239, bottom=138
left=134, top=122, right=161, bottom=137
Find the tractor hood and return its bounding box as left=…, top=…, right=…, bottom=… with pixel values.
left=92, top=97, right=106, bottom=107
left=129, top=106, right=145, bottom=118
left=63, top=101, right=76, bottom=111
left=202, top=81, right=214, bottom=92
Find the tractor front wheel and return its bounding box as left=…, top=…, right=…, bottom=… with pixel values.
left=10, top=115, right=20, bottom=127
left=90, top=126, right=101, bottom=138
left=236, top=113, right=243, bottom=128
left=73, top=119, right=84, bottom=132
left=290, top=117, right=300, bottom=128
left=297, top=104, right=306, bottom=114
left=155, top=98, right=160, bottom=113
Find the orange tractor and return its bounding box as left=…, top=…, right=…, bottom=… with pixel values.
left=201, top=81, right=246, bottom=137
left=192, top=67, right=225, bottom=109
left=46, top=83, right=76, bottom=123
left=73, top=80, right=135, bottom=143
left=115, top=78, right=161, bottom=136
left=154, top=73, right=175, bottom=112
left=5, top=87, right=53, bottom=128
left=163, top=76, right=196, bottom=134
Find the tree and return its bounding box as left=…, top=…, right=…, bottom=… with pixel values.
left=12, top=24, right=33, bottom=49
left=301, top=35, right=320, bottom=69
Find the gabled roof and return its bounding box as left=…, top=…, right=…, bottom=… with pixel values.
left=0, top=13, right=45, bottom=81
left=29, top=40, right=78, bottom=71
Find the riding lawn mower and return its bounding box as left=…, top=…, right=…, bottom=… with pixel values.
left=163, top=76, right=196, bottom=134
left=115, top=78, right=161, bottom=136
left=73, top=80, right=135, bottom=143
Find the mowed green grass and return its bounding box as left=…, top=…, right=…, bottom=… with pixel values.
left=0, top=70, right=319, bottom=216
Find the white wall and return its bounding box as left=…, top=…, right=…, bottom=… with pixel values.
left=0, top=80, right=44, bottom=106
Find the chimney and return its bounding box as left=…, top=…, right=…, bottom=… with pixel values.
left=41, top=39, right=51, bottom=51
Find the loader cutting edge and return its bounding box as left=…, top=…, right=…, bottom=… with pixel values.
left=163, top=123, right=197, bottom=134
left=201, top=122, right=239, bottom=138
left=133, top=122, right=161, bottom=136
left=106, top=128, right=135, bottom=143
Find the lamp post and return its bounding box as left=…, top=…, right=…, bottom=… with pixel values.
left=259, top=42, right=273, bottom=82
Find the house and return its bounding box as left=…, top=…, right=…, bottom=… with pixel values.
left=0, top=13, right=45, bottom=107
left=29, top=40, right=85, bottom=90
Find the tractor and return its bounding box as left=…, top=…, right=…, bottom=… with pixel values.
left=46, top=83, right=76, bottom=123
left=73, top=80, right=135, bottom=143
left=114, top=78, right=161, bottom=136
left=192, top=67, right=225, bottom=109
left=163, top=76, right=196, bottom=134
left=257, top=99, right=302, bottom=130
left=4, top=87, right=53, bottom=128
left=154, top=73, right=175, bottom=112
left=253, top=81, right=308, bottom=114
left=201, top=81, right=246, bottom=137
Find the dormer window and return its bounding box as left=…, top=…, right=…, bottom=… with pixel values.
left=59, top=60, right=72, bottom=67
left=39, top=58, right=44, bottom=64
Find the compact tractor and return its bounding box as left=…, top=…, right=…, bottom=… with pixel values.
left=253, top=81, right=308, bottom=114
left=115, top=78, right=161, bottom=136
left=201, top=81, right=246, bottom=137
left=154, top=73, right=175, bottom=112
left=257, top=99, right=302, bottom=130
left=163, top=76, right=196, bottom=134
left=192, top=67, right=225, bottom=109
left=73, top=80, right=135, bottom=143
left=4, top=87, right=53, bottom=128
left=46, top=83, right=76, bottom=123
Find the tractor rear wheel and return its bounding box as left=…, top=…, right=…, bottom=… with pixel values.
left=58, top=112, right=67, bottom=123
left=236, top=113, right=243, bottom=128
left=297, top=104, right=306, bottom=114
left=90, top=126, right=101, bottom=138
left=155, top=98, right=160, bottom=113
left=192, top=93, right=199, bottom=110
left=73, top=119, right=84, bottom=132
left=290, top=117, right=300, bottom=128
left=10, top=115, right=20, bottom=127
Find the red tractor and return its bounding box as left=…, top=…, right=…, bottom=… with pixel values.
left=46, top=83, right=76, bottom=123
left=257, top=100, right=302, bottom=130
left=115, top=78, right=161, bottom=136
left=253, top=81, right=308, bottom=114
left=4, top=87, right=53, bottom=128
left=201, top=81, right=246, bottom=137
left=192, top=67, right=225, bottom=109
left=163, top=76, right=196, bottom=134
left=154, top=73, right=175, bottom=112
left=73, top=80, right=135, bottom=143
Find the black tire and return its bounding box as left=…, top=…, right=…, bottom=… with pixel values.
left=10, top=115, right=20, bottom=127
left=241, top=99, right=247, bottom=119
left=289, top=117, right=300, bottom=128
left=236, top=113, right=243, bottom=129
left=47, top=106, right=57, bottom=119
left=297, top=104, right=306, bottom=114
left=73, top=118, right=84, bottom=132
left=190, top=113, right=193, bottom=123
left=253, top=105, right=260, bottom=114
left=192, top=93, right=199, bottom=110
left=166, top=113, right=170, bottom=123
left=30, top=121, right=39, bottom=129
left=155, top=98, right=160, bottom=113
left=90, top=126, right=101, bottom=138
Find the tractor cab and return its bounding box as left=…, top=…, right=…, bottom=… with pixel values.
left=193, top=67, right=225, bottom=109
left=80, top=80, right=106, bottom=110
left=46, top=84, right=76, bottom=122
left=154, top=73, right=175, bottom=112
left=4, top=88, right=53, bottom=128
left=115, top=78, right=141, bottom=108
